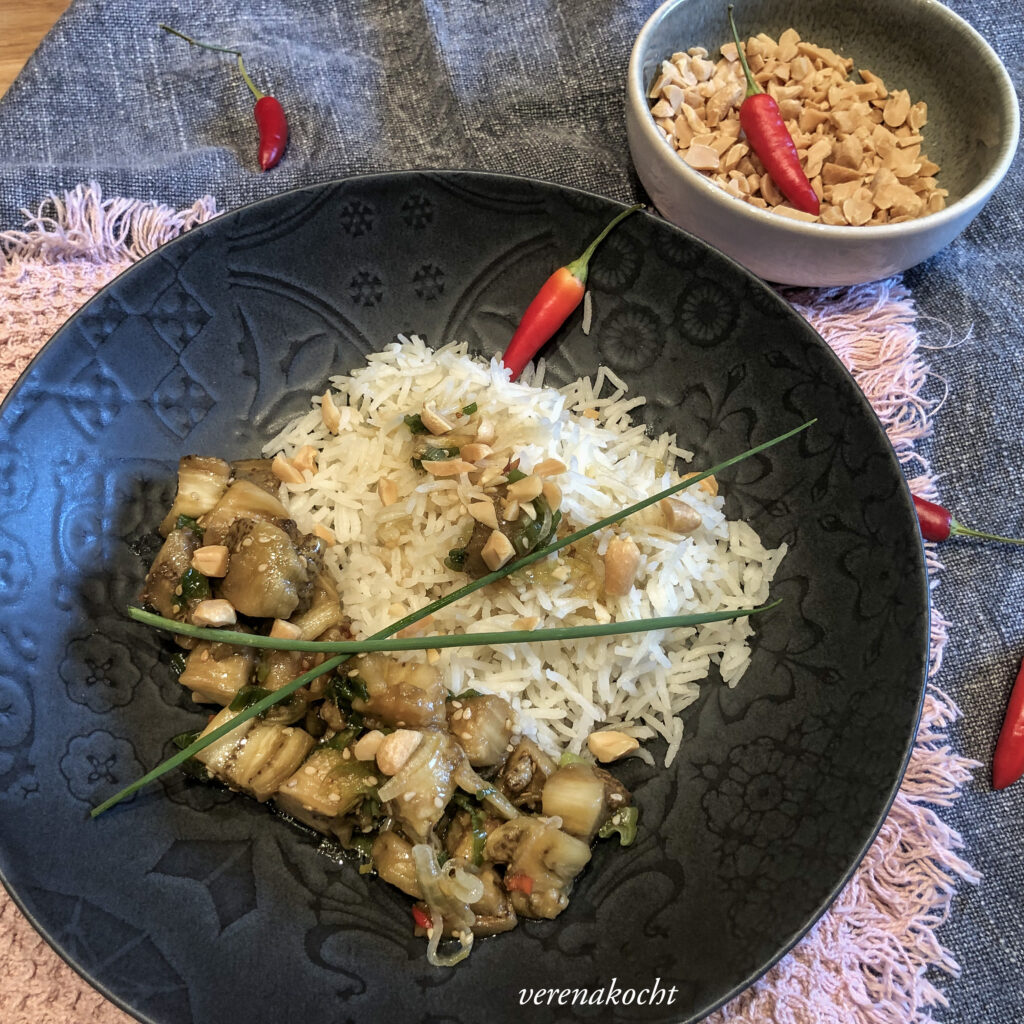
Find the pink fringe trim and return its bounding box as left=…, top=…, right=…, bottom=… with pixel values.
left=707, top=283, right=978, bottom=1024
left=0, top=188, right=976, bottom=1024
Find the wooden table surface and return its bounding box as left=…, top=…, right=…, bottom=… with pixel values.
left=0, top=0, right=73, bottom=98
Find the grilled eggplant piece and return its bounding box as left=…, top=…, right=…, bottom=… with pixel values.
left=541, top=761, right=631, bottom=843
left=484, top=817, right=591, bottom=920
left=274, top=747, right=378, bottom=828
left=158, top=455, right=231, bottom=537
left=179, top=641, right=257, bottom=705
left=447, top=694, right=514, bottom=767
left=380, top=729, right=462, bottom=842
left=495, top=738, right=557, bottom=812
left=195, top=707, right=314, bottom=801
left=371, top=831, right=422, bottom=899
left=140, top=526, right=200, bottom=620
left=351, top=652, right=447, bottom=729
left=201, top=479, right=293, bottom=546
left=291, top=572, right=345, bottom=640
left=230, top=458, right=279, bottom=496
left=218, top=520, right=313, bottom=620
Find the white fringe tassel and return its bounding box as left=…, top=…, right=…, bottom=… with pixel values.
left=0, top=181, right=219, bottom=265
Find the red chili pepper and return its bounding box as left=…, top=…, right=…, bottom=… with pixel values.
left=504, top=872, right=534, bottom=895
left=160, top=24, right=289, bottom=171
left=727, top=7, right=820, bottom=216
left=993, top=657, right=1024, bottom=789
left=411, top=903, right=432, bottom=930
left=912, top=494, right=1024, bottom=547
left=501, top=204, right=642, bottom=381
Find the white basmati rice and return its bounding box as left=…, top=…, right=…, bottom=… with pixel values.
left=264, top=336, right=786, bottom=766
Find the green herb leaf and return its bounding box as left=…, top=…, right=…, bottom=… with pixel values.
left=404, top=413, right=428, bottom=434
left=421, top=445, right=461, bottom=462
left=169, top=651, right=188, bottom=677
left=175, top=513, right=204, bottom=538
left=462, top=402, right=478, bottom=415
left=177, top=567, right=210, bottom=604
left=506, top=468, right=527, bottom=484
left=446, top=688, right=483, bottom=702
left=317, top=726, right=359, bottom=751
left=229, top=685, right=273, bottom=712
left=327, top=674, right=370, bottom=706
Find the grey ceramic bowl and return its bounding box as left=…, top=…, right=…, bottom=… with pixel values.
left=626, top=0, right=1019, bottom=286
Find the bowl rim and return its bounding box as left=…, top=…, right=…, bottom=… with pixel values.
left=627, top=0, right=1021, bottom=239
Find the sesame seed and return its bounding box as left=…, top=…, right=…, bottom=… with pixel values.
left=463, top=709, right=472, bottom=719
left=433, top=796, right=443, bottom=808
left=242, top=537, right=253, bottom=547
left=365, top=776, right=378, bottom=786
left=451, top=701, right=463, bottom=709
left=287, top=779, right=297, bottom=788
left=329, top=793, right=341, bottom=802
left=342, top=748, right=351, bottom=759
left=304, top=766, right=316, bottom=775
left=256, top=563, right=268, bottom=573
left=403, top=790, right=416, bottom=801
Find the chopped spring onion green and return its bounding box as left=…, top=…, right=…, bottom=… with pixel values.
left=128, top=602, right=780, bottom=653
left=462, top=402, right=478, bottom=415
left=598, top=806, right=639, bottom=846
left=403, top=413, right=428, bottom=434
left=558, top=750, right=588, bottom=766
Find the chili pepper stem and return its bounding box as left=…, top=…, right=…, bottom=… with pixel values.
left=565, top=203, right=644, bottom=284
left=727, top=5, right=762, bottom=97
left=159, top=24, right=265, bottom=100
left=235, top=55, right=266, bottom=101
left=950, top=520, right=1024, bottom=547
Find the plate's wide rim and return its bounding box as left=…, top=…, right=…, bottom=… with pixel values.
left=0, top=168, right=931, bottom=1024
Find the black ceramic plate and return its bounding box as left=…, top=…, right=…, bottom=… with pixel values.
left=0, top=172, right=927, bottom=1024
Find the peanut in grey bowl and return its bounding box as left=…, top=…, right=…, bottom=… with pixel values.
left=625, top=0, right=1020, bottom=286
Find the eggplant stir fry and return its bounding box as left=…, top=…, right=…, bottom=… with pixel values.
left=142, top=455, right=638, bottom=966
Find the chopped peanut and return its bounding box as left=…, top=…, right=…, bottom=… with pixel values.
left=475, top=419, right=497, bottom=445
left=397, top=614, right=435, bottom=638
left=682, top=472, right=718, bottom=497
left=353, top=730, right=385, bottom=761
left=313, top=523, right=336, bottom=545
left=292, top=445, right=318, bottom=475
left=507, top=474, right=543, bottom=503
left=191, top=599, right=237, bottom=627
left=467, top=499, right=500, bottom=530
left=481, top=529, right=516, bottom=571
left=378, top=478, right=399, bottom=506
left=191, top=544, right=229, bottom=577
left=420, top=403, right=453, bottom=435
left=541, top=480, right=562, bottom=512
left=459, top=442, right=493, bottom=463
left=321, top=391, right=341, bottom=433
left=587, top=730, right=640, bottom=763
left=603, top=536, right=641, bottom=596
left=421, top=459, right=477, bottom=477
left=660, top=497, right=702, bottom=534
left=648, top=35, right=944, bottom=224
left=272, top=454, right=304, bottom=484
left=533, top=458, right=567, bottom=477
left=270, top=618, right=303, bottom=640
left=376, top=729, right=423, bottom=776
